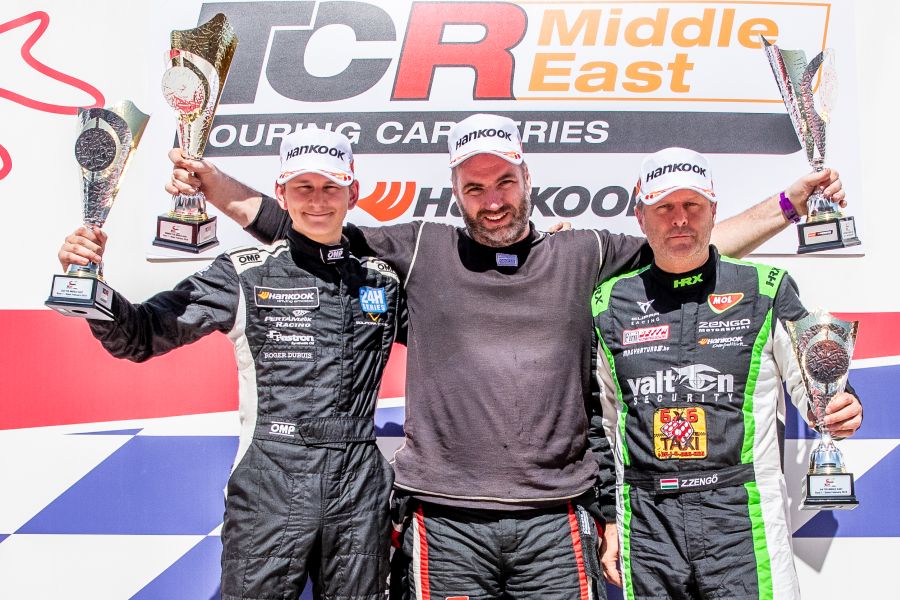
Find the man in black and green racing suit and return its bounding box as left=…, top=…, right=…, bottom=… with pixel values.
left=592, top=147, right=863, bottom=600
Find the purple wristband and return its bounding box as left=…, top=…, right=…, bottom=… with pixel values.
left=779, top=191, right=801, bottom=224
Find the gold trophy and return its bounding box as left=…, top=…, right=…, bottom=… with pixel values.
left=786, top=311, right=860, bottom=510
left=153, top=13, right=237, bottom=253
left=46, top=101, right=150, bottom=320
left=763, top=38, right=861, bottom=253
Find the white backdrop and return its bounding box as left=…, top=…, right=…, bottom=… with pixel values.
left=1, top=1, right=897, bottom=598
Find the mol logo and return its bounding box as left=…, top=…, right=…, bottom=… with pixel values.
left=708, top=293, right=743, bottom=314
left=269, top=421, right=296, bottom=437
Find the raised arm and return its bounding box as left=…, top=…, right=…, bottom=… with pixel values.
left=712, top=168, right=845, bottom=257
left=57, top=226, right=240, bottom=360
left=166, top=148, right=264, bottom=228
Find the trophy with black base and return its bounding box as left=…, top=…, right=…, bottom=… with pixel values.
left=153, top=13, right=237, bottom=253
left=46, top=101, right=150, bottom=320
left=763, top=38, right=861, bottom=253
left=786, top=311, right=860, bottom=510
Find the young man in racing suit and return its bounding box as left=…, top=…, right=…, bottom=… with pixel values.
left=61, top=116, right=848, bottom=599
left=591, top=148, right=862, bottom=599
left=60, top=129, right=404, bottom=600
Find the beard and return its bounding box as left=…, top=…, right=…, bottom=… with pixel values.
left=461, top=192, right=532, bottom=248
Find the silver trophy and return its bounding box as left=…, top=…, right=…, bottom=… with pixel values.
left=763, top=38, right=861, bottom=253
left=153, top=13, right=237, bottom=253
left=786, top=311, right=859, bottom=510
left=46, top=101, right=150, bottom=320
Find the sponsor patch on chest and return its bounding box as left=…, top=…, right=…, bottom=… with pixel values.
left=653, top=407, right=708, bottom=459
left=623, top=325, right=670, bottom=345
left=495, top=253, right=518, bottom=267
left=255, top=286, right=319, bottom=309
left=260, top=349, right=316, bottom=362
left=707, top=293, right=743, bottom=314
left=359, top=286, right=387, bottom=314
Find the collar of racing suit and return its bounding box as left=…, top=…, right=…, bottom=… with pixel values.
left=648, top=245, right=719, bottom=296
left=457, top=221, right=542, bottom=271
left=286, top=227, right=350, bottom=266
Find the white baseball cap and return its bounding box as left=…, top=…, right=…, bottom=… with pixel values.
left=448, top=114, right=524, bottom=168
left=636, top=147, right=716, bottom=206
left=277, top=128, right=354, bottom=186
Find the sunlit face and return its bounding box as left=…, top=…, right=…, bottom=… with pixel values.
left=636, top=189, right=716, bottom=269
left=275, top=173, right=358, bottom=245
left=452, top=153, right=532, bottom=247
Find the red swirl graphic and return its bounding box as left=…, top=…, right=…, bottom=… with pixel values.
left=0, top=11, right=105, bottom=180
left=0, top=144, right=10, bottom=180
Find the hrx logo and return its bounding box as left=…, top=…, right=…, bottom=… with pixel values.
left=673, top=274, right=702, bottom=288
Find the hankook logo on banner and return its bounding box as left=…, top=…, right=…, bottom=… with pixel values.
left=356, top=180, right=640, bottom=221
left=191, top=1, right=826, bottom=159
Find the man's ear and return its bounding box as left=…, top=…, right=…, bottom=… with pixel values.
left=274, top=183, right=288, bottom=210
left=347, top=181, right=360, bottom=210
left=635, top=202, right=646, bottom=234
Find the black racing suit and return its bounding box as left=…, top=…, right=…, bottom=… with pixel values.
left=591, top=247, right=857, bottom=600
left=89, top=228, right=405, bottom=600
left=248, top=198, right=652, bottom=600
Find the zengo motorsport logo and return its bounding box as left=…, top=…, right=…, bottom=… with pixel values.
left=195, top=1, right=827, bottom=220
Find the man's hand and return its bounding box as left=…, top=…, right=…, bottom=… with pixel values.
left=784, top=168, right=845, bottom=217
left=547, top=221, right=573, bottom=233
left=599, top=521, right=622, bottom=587
left=166, top=148, right=219, bottom=197
left=165, top=148, right=264, bottom=228
left=824, top=391, right=863, bottom=438
left=58, top=226, right=107, bottom=272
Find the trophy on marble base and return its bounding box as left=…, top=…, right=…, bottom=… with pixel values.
left=763, top=38, right=861, bottom=253
left=153, top=13, right=237, bottom=253
left=786, top=311, right=860, bottom=510
left=46, top=101, right=150, bottom=320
